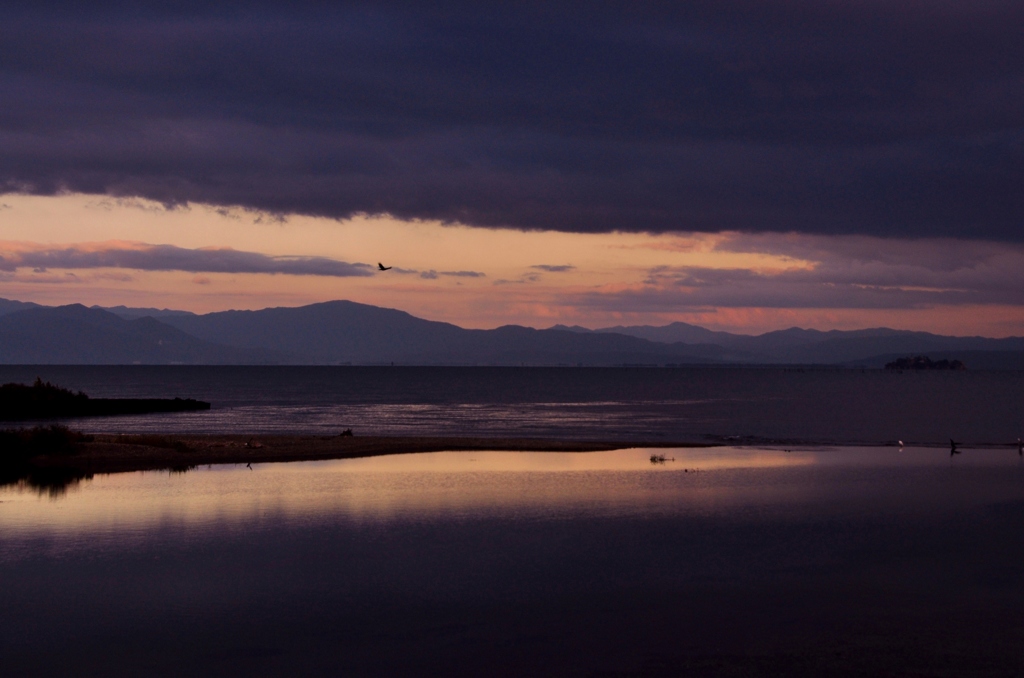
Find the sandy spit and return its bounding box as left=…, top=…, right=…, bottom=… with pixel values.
left=28, top=434, right=712, bottom=475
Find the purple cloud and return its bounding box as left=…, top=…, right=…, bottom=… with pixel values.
left=0, top=243, right=372, bottom=277
left=441, top=270, right=485, bottom=278
left=572, top=235, right=1024, bottom=311
left=420, top=269, right=485, bottom=280
left=0, top=3, right=1022, bottom=238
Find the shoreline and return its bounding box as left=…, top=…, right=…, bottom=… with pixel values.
left=19, top=434, right=712, bottom=477
left=10, top=433, right=1020, bottom=483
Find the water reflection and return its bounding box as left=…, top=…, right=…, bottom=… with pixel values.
left=0, top=467, right=92, bottom=497
left=2, top=446, right=1021, bottom=543
left=4, top=364, right=1016, bottom=446
left=3, top=445, right=1024, bottom=677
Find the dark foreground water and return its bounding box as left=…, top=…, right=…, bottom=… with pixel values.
left=1, top=365, right=1022, bottom=445
left=2, top=446, right=1024, bottom=677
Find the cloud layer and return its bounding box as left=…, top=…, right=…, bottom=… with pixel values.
left=418, top=270, right=485, bottom=280
left=1, top=2, right=1022, bottom=238
left=532, top=265, right=575, bottom=273
left=574, top=234, right=1024, bottom=311
left=0, top=242, right=372, bottom=277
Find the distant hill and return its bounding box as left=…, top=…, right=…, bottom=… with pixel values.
left=564, top=321, right=1024, bottom=365
left=553, top=321, right=737, bottom=346
left=0, top=298, right=41, bottom=317
left=159, top=300, right=728, bottom=365
left=0, top=305, right=284, bottom=364
left=1, top=297, right=1023, bottom=366
left=96, top=305, right=198, bottom=320
left=160, top=300, right=468, bottom=363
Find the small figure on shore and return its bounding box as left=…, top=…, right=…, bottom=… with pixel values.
left=340, top=428, right=353, bottom=437
left=950, top=439, right=960, bottom=456
left=246, top=462, right=252, bottom=470
left=898, top=440, right=904, bottom=449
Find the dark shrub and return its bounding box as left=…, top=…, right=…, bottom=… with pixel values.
left=0, top=424, right=91, bottom=461
left=0, top=378, right=90, bottom=420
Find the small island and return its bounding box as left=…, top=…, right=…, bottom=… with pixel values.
left=884, top=356, right=966, bottom=371
left=0, top=378, right=211, bottom=421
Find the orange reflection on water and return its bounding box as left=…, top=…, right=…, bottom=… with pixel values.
left=0, top=447, right=819, bottom=541
left=331, top=447, right=809, bottom=473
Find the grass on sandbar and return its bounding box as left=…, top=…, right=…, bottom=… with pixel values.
left=114, top=434, right=191, bottom=453
left=0, top=424, right=92, bottom=460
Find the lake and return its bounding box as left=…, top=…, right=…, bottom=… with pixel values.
left=1, top=365, right=1022, bottom=445
left=3, top=446, right=1023, bottom=676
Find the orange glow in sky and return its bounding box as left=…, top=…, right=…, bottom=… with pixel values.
left=2, top=193, right=1023, bottom=336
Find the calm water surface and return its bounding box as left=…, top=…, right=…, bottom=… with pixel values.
left=1, top=365, right=1022, bottom=444
left=2, top=446, right=1024, bottom=676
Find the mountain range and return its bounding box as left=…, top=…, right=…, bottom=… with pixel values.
left=0, top=298, right=1022, bottom=367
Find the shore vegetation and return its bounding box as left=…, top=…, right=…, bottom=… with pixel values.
left=0, top=378, right=211, bottom=421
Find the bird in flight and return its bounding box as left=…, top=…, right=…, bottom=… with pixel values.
left=378, top=262, right=392, bottom=271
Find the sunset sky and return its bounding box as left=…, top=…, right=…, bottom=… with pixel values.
left=2, top=2, right=1023, bottom=335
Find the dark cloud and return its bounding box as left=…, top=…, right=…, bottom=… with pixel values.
left=0, top=243, right=372, bottom=277
left=1, top=2, right=1023, bottom=238
left=494, top=273, right=541, bottom=286
left=532, top=265, right=575, bottom=273
left=419, top=269, right=485, bottom=279
left=573, top=235, right=1024, bottom=311
left=442, top=270, right=485, bottom=278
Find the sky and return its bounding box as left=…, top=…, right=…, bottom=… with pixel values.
left=1, top=2, right=1023, bottom=335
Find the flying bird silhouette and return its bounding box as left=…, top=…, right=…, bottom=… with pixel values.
left=378, top=262, right=392, bottom=271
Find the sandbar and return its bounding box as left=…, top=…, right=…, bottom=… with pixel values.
left=23, top=433, right=710, bottom=476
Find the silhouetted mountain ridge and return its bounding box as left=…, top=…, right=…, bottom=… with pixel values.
left=559, top=320, right=1024, bottom=363
left=0, top=305, right=284, bottom=364
left=0, top=298, right=41, bottom=317
left=552, top=321, right=736, bottom=345
left=95, top=305, right=198, bottom=320
left=1, top=297, right=1023, bottom=366
left=159, top=301, right=730, bottom=365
